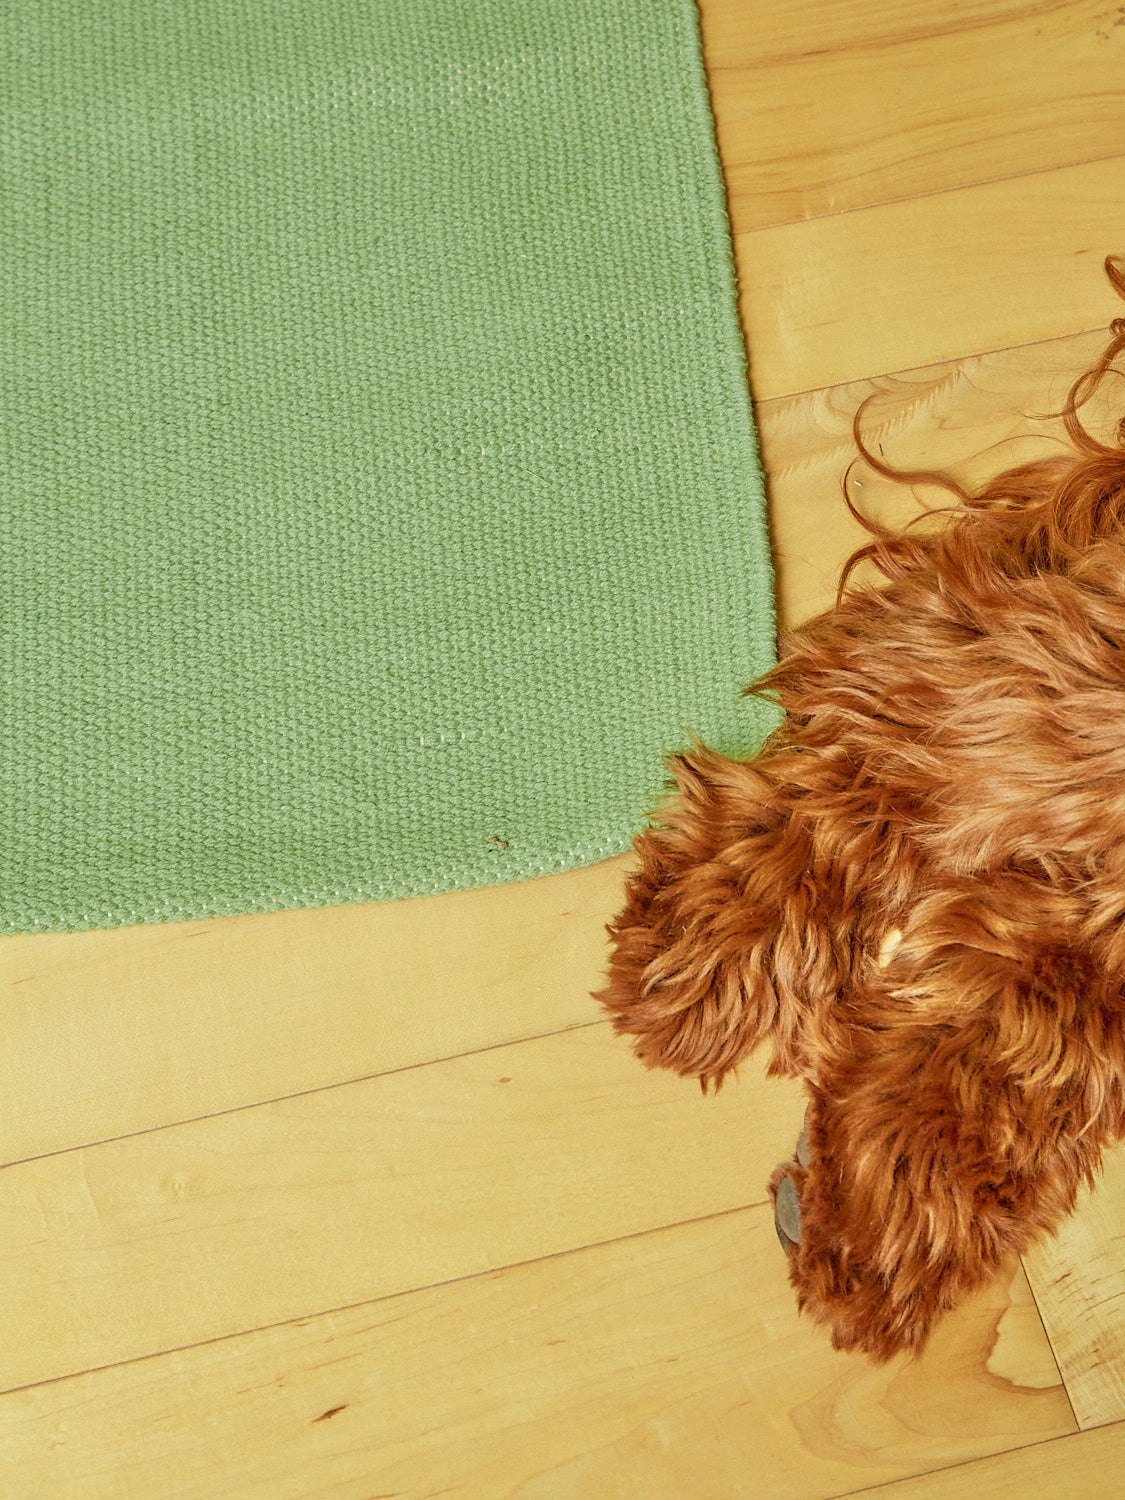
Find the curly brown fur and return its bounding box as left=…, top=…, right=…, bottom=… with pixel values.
left=599, top=256, right=1125, bottom=1360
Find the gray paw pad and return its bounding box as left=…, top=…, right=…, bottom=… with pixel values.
left=775, top=1174, right=802, bottom=1248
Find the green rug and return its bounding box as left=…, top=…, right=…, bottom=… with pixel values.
left=1, top=0, right=776, bottom=935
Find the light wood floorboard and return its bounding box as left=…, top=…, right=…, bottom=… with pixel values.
left=837, top=1418, right=1125, bottom=1499
left=0, top=1023, right=804, bottom=1390
left=1023, top=1143, right=1125, bottom=1430
left=0, top=855, right=627, bottom=1162
left=737, top=154, right=1125, bottom=400
left=0, top=1211, right=1072, bottom=1499
left=756, top=327, right=1111, bottom=629
left=703, top=0, right=1125, bottom=232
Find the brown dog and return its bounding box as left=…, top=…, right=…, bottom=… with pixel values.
left=599, top=258, right=1125, bottom=1359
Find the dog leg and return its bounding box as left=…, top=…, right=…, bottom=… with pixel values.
left=599, top=743, right=849, bottom=1087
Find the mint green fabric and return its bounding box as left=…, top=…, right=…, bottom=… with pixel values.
left=2, top=0, right=776, bottom=934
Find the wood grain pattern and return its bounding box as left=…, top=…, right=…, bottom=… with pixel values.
left=0, top=853, right=629, bottom=1163
left=0, top=1022, right=805, bottom=1391
left=756, top=328, right=1110, bottom=628
left=702, top=0, right=1125, bottom=231
left=736, top=156, right=1125, bottom=399
left=838, top=1420, right=1125, bottom=1498
left=1023, top=1142, right=1125, bottom=1430
left=0, top=1209, right=1073, bottom=1500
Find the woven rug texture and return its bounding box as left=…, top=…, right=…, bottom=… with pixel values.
left=1, top=0, right=776, bottom=934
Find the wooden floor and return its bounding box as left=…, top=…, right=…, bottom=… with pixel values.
left=5, top=0, right=1125, bottom=1493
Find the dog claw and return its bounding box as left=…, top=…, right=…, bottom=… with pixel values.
left=775, top=1174, right=802, bottom=1247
